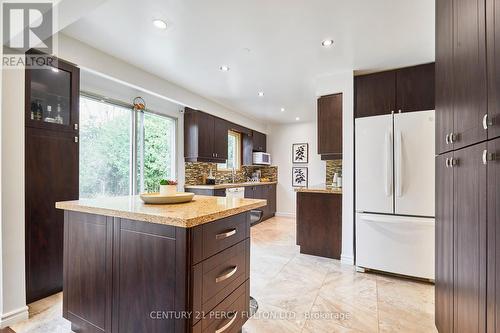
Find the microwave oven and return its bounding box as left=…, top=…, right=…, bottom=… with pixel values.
left=252, top=152, right=271, bottom=165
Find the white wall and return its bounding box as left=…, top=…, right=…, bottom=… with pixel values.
left=267, top=122, right=325, bottom=216
left=267, top=70, right=354, bottom=265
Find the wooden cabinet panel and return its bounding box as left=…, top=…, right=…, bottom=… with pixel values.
left=355, top=71, right=396, bottom=118
left=487, top=0, right=500, bottom=140
left=63, top=212, right=112, bottom=333
left=197, top=110, right=215, bottom=160
left=244, top=186, right=254, bottom=199
left=487, top=137, right=500, bottom=333
left=318, top=93, right=342, bottom=158
left=436, top=0, right=455, bottom=154
left=214, top=117, right=229, bottom=160
left=296, top=192, right=342, bottom=259
left=396, top=63, right=435, bottom=113
left=252, top=131, right=266, bottom=152
left=25, top=127, right=79, bottom=303
left=453, top=0, right=487, bottom=150
left=435, top=153, right=454, bottom=333
left=453, top=143, right=487, bottom=333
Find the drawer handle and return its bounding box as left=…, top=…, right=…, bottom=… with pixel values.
left=215, top=228, right=237, bottom=240
left=215, top=311, right=237, bottom=333
left=215, top=266, right=238, bottom=283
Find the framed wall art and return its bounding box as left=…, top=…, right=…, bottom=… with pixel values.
left=292, top=143, right=309, bottom=163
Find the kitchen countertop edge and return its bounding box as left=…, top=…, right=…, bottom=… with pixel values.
left=185, top=181, right=277, bottom=190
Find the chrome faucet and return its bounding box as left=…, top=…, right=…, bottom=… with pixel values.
left=232, top=167, right=236, bottom=183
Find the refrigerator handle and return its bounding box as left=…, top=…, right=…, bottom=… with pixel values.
left=385, top=130, right=393, bottom=197
left=396, top=131, right=403, bottom=197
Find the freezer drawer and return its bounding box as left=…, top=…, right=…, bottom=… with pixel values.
left=355, top=213, right=435, bottom=280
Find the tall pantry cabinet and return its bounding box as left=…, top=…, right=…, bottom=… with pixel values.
left=25, top=53, right=80, bottom=303
left=435, top=0, right=500, bottom=332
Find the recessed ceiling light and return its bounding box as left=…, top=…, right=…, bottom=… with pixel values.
left=295, top=117, right=300, bottom=121
left=321, top=39, right=334, bottom=47
left=258, top=92, right=264, bottom=97
left=219, top=65, right=230, bottom=72
left=152, top=19, right=167, bottom=30
left=280, top=108, right=285, bottom=112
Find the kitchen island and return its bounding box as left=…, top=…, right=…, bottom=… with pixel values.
left=56, top=195, right=266, bottom=333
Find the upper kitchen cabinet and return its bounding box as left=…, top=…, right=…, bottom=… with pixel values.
left=355, top=64, right=435, bottom=119
left=453, top=0, right=487, bottom=150
left=436, top=0, right=455, bottom=155
left=436, top=0, right=487, bottom=154
left=396, top=63, right=435, bottom=113
left=184, top=108, right=228, bottom=163
left=317, top=93, right=342, bottom=159
left=487, top=0, right=500, bottom=140
left=354, top=70, right=396, bottom=118
left=25, top=52, right=80, bottom=132
left=252, top=131, right=266, bottom=152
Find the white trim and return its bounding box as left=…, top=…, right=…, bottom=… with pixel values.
left=341, top=254, right=355, bottom=265
left=275, top=212, right=296, bottom=218
left=0, top=306, right=29, bottom=328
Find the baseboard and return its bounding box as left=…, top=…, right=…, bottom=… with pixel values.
left=275, top=212, right=296, bottom=218
left=340, top=254, right=354, bottom=265
left=0, top=306, right=29, bottom=328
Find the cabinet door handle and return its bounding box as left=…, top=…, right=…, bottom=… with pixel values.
left=74, top=136, right=79, bottom=143
left=450, top=158, right=458, bottom=167
left=483, top=150, right=496, bottom=165
left=445, top=158, right=450, bottom=168
left=445, top=134, right=450, bottom=144
left=215, top=228, right=236, bottom=240
left=449, top=133, right=457, bottom=143
left=483, top=114, right=493, bottom=130
left=215, top=312, right=237, bottom=333
left=215, top=266, right=238, bottom=283
left=74, top=124, right=79, bottom=130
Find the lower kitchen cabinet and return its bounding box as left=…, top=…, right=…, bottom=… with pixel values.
left=436, top=141, right=490, bottom=333
left=185, top=188, right=226, bottom=197
left=296, top=192, right=342, bottom=259
left=244, top=184, right=276, bottom=221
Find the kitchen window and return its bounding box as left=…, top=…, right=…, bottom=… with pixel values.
left=79, top=94, right=176, bottom=198
left=218, top=130, right=241, bottom=171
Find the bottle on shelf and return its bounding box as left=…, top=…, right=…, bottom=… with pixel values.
left=35, top=101, right=43, bottom=121
left=55, top=103, right=63, bottom=124
left=30, top=102, right=36, bottom=120
left=44, top=105, right=55, bottom=123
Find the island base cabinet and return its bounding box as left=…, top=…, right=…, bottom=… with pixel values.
left=63, top=211, right=251, bottom=333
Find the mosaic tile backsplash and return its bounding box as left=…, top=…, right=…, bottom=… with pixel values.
left=326, top=159, right=343, bottom=185
left=185, top=162, right=278, bottom=185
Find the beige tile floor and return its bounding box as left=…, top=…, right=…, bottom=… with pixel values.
left=10, top=216, right=437, bottom=333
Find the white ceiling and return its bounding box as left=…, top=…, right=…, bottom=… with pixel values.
left=63, top=0, right=435, bottom=124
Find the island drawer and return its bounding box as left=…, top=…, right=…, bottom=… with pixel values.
left=191, top=238, right=250, bottom=316
left=191, top=212, right=250, bottom=264
left=201, top=280, right=250, bottom=333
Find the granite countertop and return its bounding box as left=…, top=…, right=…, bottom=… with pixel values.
left=56, top=195, right=266, bottom=228
left=185, top=181, right=277, bottom=190
left=295, top=183, right=342, bottom=194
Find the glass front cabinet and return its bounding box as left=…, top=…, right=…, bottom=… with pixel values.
left=25, top=53, right=80, bottom=132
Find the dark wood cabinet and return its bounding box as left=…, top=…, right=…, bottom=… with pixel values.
left=354, top=71, right=396, bottom=118
left=185, top=188, right=226, bottom=197
left=436, top=0, right=455, bottom=155
left=252, top=131, right=266, bottom=152
left=25, top=55, right=79, bottom=304
left=435, top=153, right=454, bottom=333
left=452, top=0, right=487, bottom=151
left=244, top=184, right=276, bottom=220
left=453, top=143, right=487, bottom=333
left=355, top=64, right=435, bottom=119
left=487, top=137, right=500, bottom=333
left=317, top=93, right=342, bottom=159
left=487, top=0, right=500, bottom=140
left=184, top=108, right=228, bottom=163
left=296, top=192, right=342, bottom=259
left=213, top=117, right=229, bottom=160
left=396, top=63, right=435, bottom=113
left=63, top=211, right=251, bottom=333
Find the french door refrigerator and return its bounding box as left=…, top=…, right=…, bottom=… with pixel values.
left=355, top=110, right=435, bottom=280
